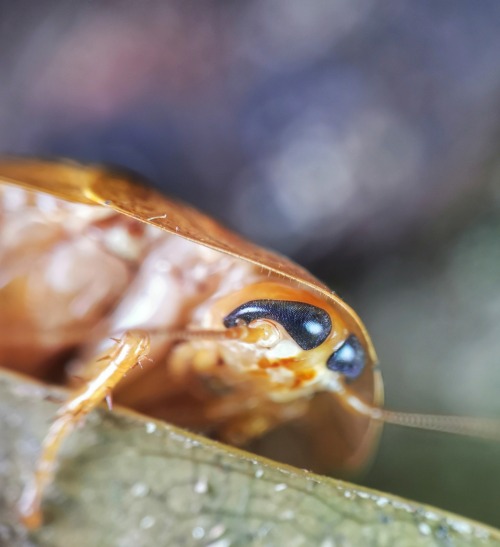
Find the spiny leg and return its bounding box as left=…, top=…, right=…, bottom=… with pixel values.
left=18, top=325, right=250, bottom=529
left=18, top=330, right=150, bottom=529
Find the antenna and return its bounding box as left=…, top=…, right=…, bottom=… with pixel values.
left=338, top=384, right=500, bottom=441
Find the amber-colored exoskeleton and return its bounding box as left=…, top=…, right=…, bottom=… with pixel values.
left=0, top=157, right=499, bottom=529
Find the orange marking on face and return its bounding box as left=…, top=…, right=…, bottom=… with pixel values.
left=293, top=369, right=316, bottom=388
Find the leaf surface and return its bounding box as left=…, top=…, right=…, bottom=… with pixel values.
left=0, top=369, right=498, bottom=547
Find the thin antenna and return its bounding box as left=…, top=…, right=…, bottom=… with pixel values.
left=379, top=409, right=500, bottom=441
left=338, top=385, right=500, bottom=442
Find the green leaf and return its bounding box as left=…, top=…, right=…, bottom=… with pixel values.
left=0, top=369, right=499, bottom=547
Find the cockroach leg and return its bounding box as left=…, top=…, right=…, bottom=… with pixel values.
left=18, top=330, right=150, bottom=529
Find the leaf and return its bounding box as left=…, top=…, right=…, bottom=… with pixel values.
left=0, top=369, right=498, bottom=547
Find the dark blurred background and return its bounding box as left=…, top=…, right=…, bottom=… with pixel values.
left=1, top=0, right=500, bottom=528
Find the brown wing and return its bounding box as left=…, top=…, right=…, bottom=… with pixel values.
left=0, top=156, right=383, bottom=470
left=0, top=157, right=97, bottom=204
left=0, top=156, right=376, bottom=361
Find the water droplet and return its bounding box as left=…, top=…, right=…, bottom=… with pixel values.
left=391, top=500, right=411, bottom=512
left=274, top=483, right=287, bottom=492
left=145, top=422, right=157, bottom=434
left=194, top=478, right=209, bottom=494
left=183, top=438, right=201, bottom=449
left=418, top=523, right=431, bottom=536
left=207, top=523, right=226, bottom=540
left=422, top=510, right=439, bottom=522
left=192, top=526, right=205, bottom=539
left=449, top=520, right=472, bottom=535
left=254, top=468, right=264, bottom=478
left=131, top=482, right=149, bottom=498
left=206, top=540, right=231, bottom=547
left=140, top=515, right=156, bottom=529
left=376, top=497, right=389, bottom=507
left=343, top=490, right=353, bottom=499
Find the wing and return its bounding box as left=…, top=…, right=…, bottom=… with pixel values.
left=0, top=156, right=376, bottom=361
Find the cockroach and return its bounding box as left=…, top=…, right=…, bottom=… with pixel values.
left=0, top=157, right=498, bottom=529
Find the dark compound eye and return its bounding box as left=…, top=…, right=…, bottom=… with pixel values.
left=223, top=299, right=332, bottom=350
left=326, top=334, right=366, bottom=380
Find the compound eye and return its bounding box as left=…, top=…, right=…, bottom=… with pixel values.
left=223, top=300, right=331, bottom=350
left=326, top=334, right=366, bottom=380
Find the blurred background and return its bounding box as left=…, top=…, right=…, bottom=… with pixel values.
left=1, top=0, right=500, bottom=528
